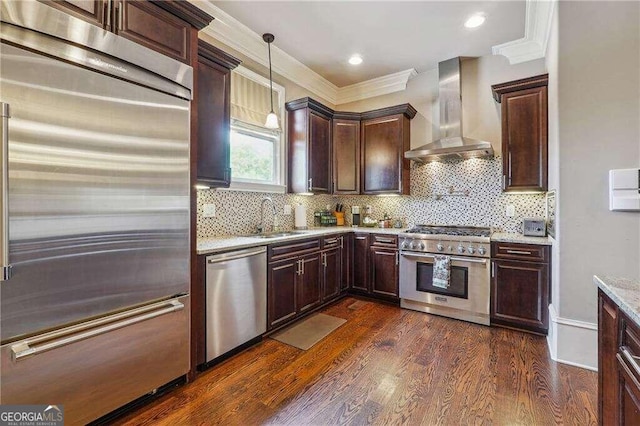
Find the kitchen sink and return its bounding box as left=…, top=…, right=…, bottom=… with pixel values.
left=247, top=231, right=308, bottom=239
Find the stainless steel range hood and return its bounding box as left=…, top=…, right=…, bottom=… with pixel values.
left=405, top=57, right=494, bottom=162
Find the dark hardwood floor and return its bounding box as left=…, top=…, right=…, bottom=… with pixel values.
left=115, top=297, right=597, bottom=425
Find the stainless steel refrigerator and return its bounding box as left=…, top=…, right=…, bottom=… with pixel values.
left=0, top=3, right=192, bottom=424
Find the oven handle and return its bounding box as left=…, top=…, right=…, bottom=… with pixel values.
left=399, top=251, right=487, bottom=265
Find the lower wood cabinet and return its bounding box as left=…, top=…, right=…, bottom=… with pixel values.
left=598, top=289, right=640, bottom=426
left=268, top=258, right=298, bottom=328
left=352, top=234, right=369, bottom=292
left=599, top=289, right=619, bottom=425
left=322, top=248, right=341, bottom=301
left=490, top=242, right=550, bottom=334
left=370, top=246, right=399, bottom=298
left=297, top=253, right=322, bottom=314
left=349, top=233, right=399, bottom=301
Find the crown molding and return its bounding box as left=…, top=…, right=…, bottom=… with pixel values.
left=492, top=0, right=556, bottom=64
left=336, top=68, right=418, bottom=105
left=191, top=0, right=419, bottom=105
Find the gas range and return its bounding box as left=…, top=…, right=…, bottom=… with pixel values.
left=399, top=225, right=491, bottom=258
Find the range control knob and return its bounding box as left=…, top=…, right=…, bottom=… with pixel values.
left=457, top=245, right=465, bottom=254
left=467, top=246, right=475, bottom=254
left=436, top=243, right=444, bottom=252
left=401, top=240, right=410, bottom=250
left=417, top=242, right=425, bottom=250
left=409, top=241, right=416, bottom=250
left=478, top=247, right=486, bottom=255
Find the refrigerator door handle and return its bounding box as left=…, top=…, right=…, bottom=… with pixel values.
left=0, top=102, right=10, bottom=281
left=11, top=299, right=184, bottom=361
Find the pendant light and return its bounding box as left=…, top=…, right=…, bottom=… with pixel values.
left=262, top=33, right=279, bottom=129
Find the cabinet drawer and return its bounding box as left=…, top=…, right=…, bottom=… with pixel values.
left=269, top=238, right=320, bottom=261
left=322, top=235, right=343, bottom=249
left=622, top=313, right=640, bottom=361
left=371, top=234, right=398, bottom=248
left=491, top=242, right=549, bottom=263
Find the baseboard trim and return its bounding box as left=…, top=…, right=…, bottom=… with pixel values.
left=547, top=304, right=598, bottom=371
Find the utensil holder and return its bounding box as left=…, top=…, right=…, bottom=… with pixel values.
left=334, top=211, right=345, bottom=226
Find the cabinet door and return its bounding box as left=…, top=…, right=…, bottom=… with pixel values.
left=501, top=86, right=548, bottom=191
left=599, top=290, right=619, bottom=426
left=268, top=260, right=297, bottom=329
left=361, top=114, right=409, bottom=194
left=322, top=248, right=341, bottom=301
left=491, top=260, right=549, bottom=333
left=618, top=354, right=640, bottom=425
left=197, top=51, right=232, bottom=187
left=298, top=253, right=322, bottom=313
left=370, top=247, right=399, bottom=298
left=115, top=0, right=191, bottom=63
left=341, top=234, right=353, bottom=290
left=309, top=111, right=331, bottom=193
left=333, top=119, right=360, bottom=194
left=352, top=234, right=369, bottom=292
left=41, top=0, right=107, bottom=27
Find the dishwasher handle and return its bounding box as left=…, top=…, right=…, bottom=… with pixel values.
left=207, top=246, right=266, bottom=264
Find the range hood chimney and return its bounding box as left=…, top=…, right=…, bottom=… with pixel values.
left=404, top=57, right=494, bottom=163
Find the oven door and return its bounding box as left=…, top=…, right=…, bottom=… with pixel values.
left=399, top=251, right=490, bottom=315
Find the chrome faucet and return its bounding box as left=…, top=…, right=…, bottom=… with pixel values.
left=258, top=197, right=278, bottom=234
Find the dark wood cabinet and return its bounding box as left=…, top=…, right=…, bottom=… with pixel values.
left=41, top=0, right=211, bottom=64
left=492, top=74, right=549, bottom=192
left=42, top=0, right=107, bottom=27
left=598, top=289, right=640, bottom=426
left=286, top=98, right=333, bottom=194
left=322, top=248, right=341, bottom=301
left=341, top=233, right=353, bottom=291
left=352, top=234, right=369, bottom=292
left=268, top=259, right=298, bottom=328
left=196, top=40, right=240, bottom=188
left=332, top=116, right=360, bottom=194
left=490, top=242, right=550, bottom=334
left=297, top=253, right=322, bottom=313
left=370, top=247, right=399, bottom=298
left=286, top=98, right=415, bottom=195
left=361, top=106, right=415, bottom=195
left=599, top=289, right=619, bottom=426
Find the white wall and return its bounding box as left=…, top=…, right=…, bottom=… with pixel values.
left=547, top=0, right=640, bottom=370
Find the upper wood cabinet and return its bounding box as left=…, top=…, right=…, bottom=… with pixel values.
left=40, top=0, right=212, bottom=64
left=361, top=105, right=415, bottom=195
left=286, top=98, right=415, bottom=195
left=332, top=114, right=361, bottom=195
left=196, top=40, right=241, bottom=188
left=286, top=98, right=333, bottom=194
left=492, top=74, right=549, bottom=192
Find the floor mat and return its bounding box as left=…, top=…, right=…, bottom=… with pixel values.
left=270, top=313, right=347, bottom=350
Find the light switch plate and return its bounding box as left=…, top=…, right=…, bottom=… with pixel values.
left=203, top=203, right=216, bottom=218
left=283, top=204, right=292, bottom=215
left=506, top=205, right=515, bottom=217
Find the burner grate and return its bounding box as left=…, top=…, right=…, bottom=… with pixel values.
left=405, top=225, right=491, bottom=238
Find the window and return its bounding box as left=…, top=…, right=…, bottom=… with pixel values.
left=228, top=66, right=285, bottom=193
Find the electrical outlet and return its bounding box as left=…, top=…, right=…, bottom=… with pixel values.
left=283, top=204, right=292, bottom=215
left=203, top=203, right=216, bottom=218
left=506, top=204, right=515, bottom=217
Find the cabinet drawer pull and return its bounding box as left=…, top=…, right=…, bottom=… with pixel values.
left=324, top=238, right=338, bottom=245
left=376, top=237, right=395, bottom=244
left=308, top=178, right=313, bottom=191
left=505, top=250, right=532, bottom=255
left=621, top=346, right=640, bottom=379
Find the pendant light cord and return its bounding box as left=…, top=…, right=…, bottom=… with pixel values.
left=268, top=40, right=274, bottom=113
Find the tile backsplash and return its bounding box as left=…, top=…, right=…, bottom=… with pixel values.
left=197, top=156, right=546, bottom=238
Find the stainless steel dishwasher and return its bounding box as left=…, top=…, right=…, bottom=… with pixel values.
left=206, top=246, right=267, bottom=362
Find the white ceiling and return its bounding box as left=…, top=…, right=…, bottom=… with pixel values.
left=211, top=1, right=526, bottom=87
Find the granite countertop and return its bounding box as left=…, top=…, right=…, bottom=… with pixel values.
left=594, top=276, right=640, bottom=325
left=490, top=232, right=553, bottom=246
left=197, top=227, right=407, bottom=255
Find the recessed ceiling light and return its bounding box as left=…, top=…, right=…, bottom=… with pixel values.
left=464, top=14, right=486, bottom=29
left=348, top=55, right=363, bottom=65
